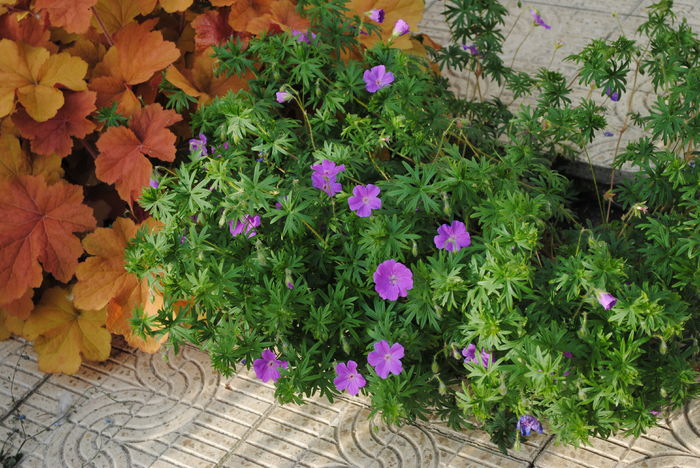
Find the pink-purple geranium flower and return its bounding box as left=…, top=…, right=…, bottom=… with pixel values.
left=605, top=87, right=620, bottom=101
left=189, top=133, right=208, bottom=156
left=363, top=65, right=395, bottom=93
left=462, top=344, right=491, bottom=368
left=149, top=178, right=159, bottom=189
left=367, top=8, right=384, bottom=23
left=598, top=292, right=617, bottom=310
left=348, top=184, right=382, bottom=217
left=462, top=44, right=479, bottom=55
left=517, top=415, right=544, bottom=436
left=229, top=214, right=261, bottom=238
left=373, top=259, right=413, bottom=301
left=392, top=19, right=410, bottom=37
left=276, top=91, right=292, bottom=103
left=434, top=221, right=471, bottom=252
left=311, top=160, right=345, bottom=197
left=253, top=349, right=289, bottom=383
left=334, top=360, right=367, bottom=395
left=530, top=8, right=551, bottom=30
left=367, top=340, right=404, bottom=378
left=291, top=28, right=316, bottom=43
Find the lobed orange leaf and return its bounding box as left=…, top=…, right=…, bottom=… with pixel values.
left=35, top=0, right=97, bottom=34
left=192, top=8, right=235, bottom=52
left=227, top=0, right=275, bottom=34
left=0, top=310, right=25, bottom=340
left=95, top=104, right=181, bottom=205
left=0, top=1, right=17, bottom=15
left=0, top=39, right=88, bottom=122
left=159, top=0, right=193, bottom=13
left=0, top=175, right=96, bottom=303
left=74, top=217, right=166, bottom=352
left=0, top=133, right=64, bottom=183
left=345, top=0, right=424, bottom=50
left=23, top=287, right=111, bottom=374
left=101, top=21, right=180, bottom=85
left=12, top=90, right=96, bottom=157
left=165, top=48, right=251, bottom=106
left=93, top=0, right=157, bottom=33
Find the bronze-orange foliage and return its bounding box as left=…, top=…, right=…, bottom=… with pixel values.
left=0, top=175, right=96, bottom=303
left=24, top=287, right=111, bottom=374
left=73, top=217, right=166, bottom=353
left=95, top=103, right=182, bottom=205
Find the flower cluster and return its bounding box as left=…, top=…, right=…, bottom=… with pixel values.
left=229, top=214, right=261, bottom=238
left=462, top=343, right=492, bottom=368
left=311, top=159, right=345, bottom=196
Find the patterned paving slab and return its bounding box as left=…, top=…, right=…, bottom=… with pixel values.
left=1, top=337, right=698, bottom=467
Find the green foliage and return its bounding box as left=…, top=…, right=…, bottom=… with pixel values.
left=127, top=0, right=699, bottom=451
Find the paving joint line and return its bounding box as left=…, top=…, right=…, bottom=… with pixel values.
left=0, top=372, right=50, bottom=425
left=529, top=434, right=555, bottom=467
left=215, top=400, right=279, bottom=467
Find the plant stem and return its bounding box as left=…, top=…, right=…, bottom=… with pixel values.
left=91, top=7, right=114, bottom=47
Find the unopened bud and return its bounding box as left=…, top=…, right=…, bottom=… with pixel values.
left=438, top=378, right=447, bottom=395
left=577, top=312, right=588, bottom=338
left=660, top=387, right=667, bottom=398
left=441, top=192, right=451, bottom=217
left=412, top=240, right=418, bottom=256
left=340, top=334, right=351, bottom=354
left=431, top=359, right=439, bottom=373
left=659, top=339, right=667, bottom=355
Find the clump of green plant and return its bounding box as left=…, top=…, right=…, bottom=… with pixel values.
left=126, top=0, right=698, bottom=451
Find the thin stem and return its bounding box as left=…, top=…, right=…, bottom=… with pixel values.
left=91, top=6, right=114, bottom=47
left=510, top=26, right=535, bottom=69
left=291, top=94, right=316, bottom=151
left=302, top=220, right=328, bottom=248
left=368, top=152, right=390, bottom=180
left=582, top=145, right=605, bottom=221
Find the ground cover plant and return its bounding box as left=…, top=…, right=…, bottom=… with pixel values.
left=127, top=0, right=699, bottom=451
left=0, top=0, right=419, bottom=372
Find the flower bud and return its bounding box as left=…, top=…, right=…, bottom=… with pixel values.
left=441, top=192, right=451, bottom=217
left=411, top=240, right=418, bottom=256
left=659, top=339, right=667, bottom=355
left=431, top=359, right=439, bottom=373
left=340, top=334, right=351, bottom=354
left=660, top=387, right=667, bottom=398
left=438, top=378, right=447, bottom=395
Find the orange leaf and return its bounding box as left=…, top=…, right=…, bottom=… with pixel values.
left=95, top=104, right=181, bottom=204
left=0, top=39, right=88, bottom=122
left=0, top=133, right=64, bottom=183
left=165, top=48, right=251, bottom=106
left=0, top=175, right=96, bottom=303
left=345, top=0, right=424, bottom=50
left=0, top=288, right=33, bottom=320
left=228, top=0, right=275, bottom=34
left=93, top=0, right=157, bottom=33
left=270, top=0, right=309, bottom=32
left=192, top=8, right=235, bottom=52
left=89, top=75, right=142, bottom=117
left=74, top=217, right=166, bottom=352
left=0, top=1, right=18, bottom=15
left=35, top=0, right=97, bottom=34
left=101, top=21, right=180, bottom=85
left=159, top=0, right=193, bottom=12
left=0, top=310, right=25, bottom=340
left=23, top=287, right=111, bottom=374
left=12, top=90, right=96, bottom=157
left=0, top=11, right=54, bottom=51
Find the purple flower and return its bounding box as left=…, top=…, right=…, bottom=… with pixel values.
left=562, top=370, right=571, bottom=377
left=529, top=8, right=551, bottom=30
left=434, top=221, right=471, bottom=252
left=517, top=415, right=544, bottom=436
left=605, top=87, right=620, bottom=101
left=363, top=65, right=395, bottom=93
left=373, top=259, right=413, bottom=301
left=311, top=160, right=345, bottom=196
left=348, top=184, right=382, bottom=217
left=650, top=410, right=661, bottom=416
left=253, top=349, right=289, bottom=383
left=603, top=131, right=614, bottom=137
left=462, top=344, right=491, bottom=368
left=189, top=133, right=208, bottom=156
left=180, top=235, right=186, bottom=244
left=334, top=360, right=367, bottom=395
left=462, top=44, right=479, bottom=55
left=392, top=19, right=410, bottom=37
left=367, top=340, right=404, bottom=379
left=223, top=142, right=230, bottom=150
left=229, top=214, right=261, bottom=238
left=276, top=91, right=292, bottom=103
left=598, top=292, right=617, bottom=310
left=563, top=352, right=573, bottom=358
left=367, top=9, right=385, bottom=23
left=275, top=202, right=283, bottom=209
left=291, top=28, right=316, bottom=43
left=286, top=281, right=294, bottom=289
left=149, top=178, right=159, bottom=189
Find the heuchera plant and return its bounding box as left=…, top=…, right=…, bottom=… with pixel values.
left=127, top=0, right=699, bottom=451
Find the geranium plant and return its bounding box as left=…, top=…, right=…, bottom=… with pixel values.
left=127, top=0, right=699, bottom=451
